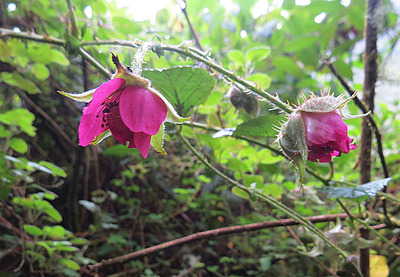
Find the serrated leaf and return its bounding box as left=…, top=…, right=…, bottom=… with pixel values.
left=142, top=66, right=216, bottom=116
left=233, top=115, right=281, bottom=137
left=319, top=178, right=392, bottom=199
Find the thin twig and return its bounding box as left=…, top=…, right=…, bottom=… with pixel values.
left=183, top=121, right=330, bottom=184
left=78, top=47, right=112, bottom=78
left=66, top=0, right=79, bottom=37
left=324, top=60, right=389, bottom=179
left=88, top=213, right=347, bottom=271
left=178, top=134, right=348, bottom=259
left=178, top=0, right=204, bottom=51
left=17, top=93, right=76, bottom=147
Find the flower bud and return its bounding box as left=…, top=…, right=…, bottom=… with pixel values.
left=277, top=93, right=361, bottom=180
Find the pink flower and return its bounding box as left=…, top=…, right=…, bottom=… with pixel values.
left=301, top=110, right=357, bottom=163
left=277, top=93, right=361, bottom=172
left=78, top=78, right=167, bottom=158
left=58, top=54, right=189, bottom=158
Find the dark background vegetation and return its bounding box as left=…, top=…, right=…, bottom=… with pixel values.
left=0, top=0, right=400, bottom=276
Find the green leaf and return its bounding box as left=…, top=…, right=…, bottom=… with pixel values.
left=262, top=183, right=284, bottom=198
left=60, top=259, right=80, bottom=270
left=333, top=59, right=353, bottom=79
left=23, top=224, right=43, bottom=236
left=142, top=66, right=216, bottom=116
left=43, top=225, right=66, bottom=239
left=51, top=49, right=70, bottom=66
left=0, top=39, right=12, bottom=57
left=233, top=115, right=281, bottom=137
left=0, top=126, right=12, bottom=138
left=320, top=178, right=392, bottom=199
left=38, top=161, right=67, bottom=177
left=231, top=187, right=249, bottom=200
left=1, top=72, right=39, bottom=94
left=31, top=63, right=50, bottom=80
left=228, top=50, right=246, bottom=65
left=272, top=56, right=303, bottom=77
left=0, top=108, right=36, bottom=136
left=44, top=206, right=63, bottom=222
left=101, top=144, right=140, bottom=157
left=26, top=43, right=53, bottom=64
left=245, top=46, right=271, bottom=63
left=9, top=138, right=28, bottom=153
left=150, top=123, right=166, bottom=155
left=247, top=73, right=272, bottom=89
left=285, top=36, right=319, bottom=52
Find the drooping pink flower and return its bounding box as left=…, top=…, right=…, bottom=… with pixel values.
left=301, top=110, right=357, bottom=163
left=78, top=78, right=167, bottom=158
left=59, top=54, right=189, bottom=158
left=277, top=93, right=360, bottom=167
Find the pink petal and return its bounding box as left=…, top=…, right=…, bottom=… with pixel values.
left=107, top=105, right=135, bottom=148
left=85, top=78, right=126, bottom=114
left=78, top=105, right=109, bottom=146
left=308, top=149, right=333, bottom=163
left=302, top=111, right=348, bottom=146
left=119, top=86, right=167, bottom=135
left=134, top=132, right=152, bottom=158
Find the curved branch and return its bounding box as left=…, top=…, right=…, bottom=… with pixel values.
left=89, top=213, right=347, bottom=271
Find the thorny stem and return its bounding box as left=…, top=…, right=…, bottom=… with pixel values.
left=0, top=28, right=111, bottom=78
left=336, top=199, right=356, bottom=231
left=178, top=133, right=348, bottom=259
left=355, top=217, right=400, bottom=253
left=184, top=121, right=330, bottom=184
left=0, top=28, right=291, bottom=113
left=162, top=45, right=293, bottom=113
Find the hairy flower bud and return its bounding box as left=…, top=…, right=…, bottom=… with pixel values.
left=277, top=93, right=361, bottom=180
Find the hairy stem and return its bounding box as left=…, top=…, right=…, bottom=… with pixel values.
left=179, top=133, right=348, bottom=259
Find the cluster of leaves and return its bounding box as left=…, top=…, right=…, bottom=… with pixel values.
left=0, top=0, right=400, bottom=276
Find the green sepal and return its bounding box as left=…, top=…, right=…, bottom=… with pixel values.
left=278, top=112, right=308, bottom=183
left=58, top=88, right=96, bottom=103
left=147, top=87, right=191, bottom=124
left=150, top=123, right=166, bottom=155
left=91, top=129, right=112, bottom=145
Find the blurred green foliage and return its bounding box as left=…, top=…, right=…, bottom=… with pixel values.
left=0, top=0, right=400, bottom=276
